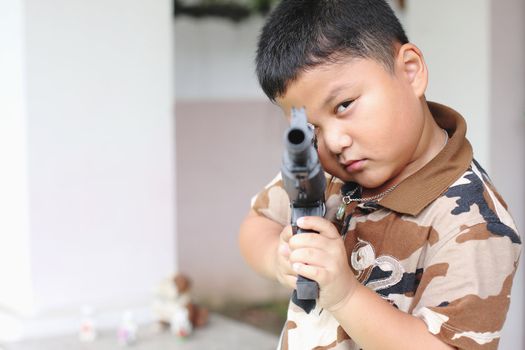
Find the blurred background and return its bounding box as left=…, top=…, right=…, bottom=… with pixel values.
left=0, top=0, right=523, bottom=349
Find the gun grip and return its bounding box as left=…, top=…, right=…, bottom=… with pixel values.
left=296, top=275, right=319, bottom=300
left=292, top=226, right=320, bottom=300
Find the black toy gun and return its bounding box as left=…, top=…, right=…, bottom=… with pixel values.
left=281, top=107, right=326, bottom=300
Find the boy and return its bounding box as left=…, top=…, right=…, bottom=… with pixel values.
left=239, top=1, right=521, bottom=349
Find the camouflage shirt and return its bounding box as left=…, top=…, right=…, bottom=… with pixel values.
left=251, top=102, right=521, bottom=350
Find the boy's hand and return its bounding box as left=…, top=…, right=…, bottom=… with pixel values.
left=275, top=225, right=298, bottom=290
left=289, top=216, right=358, bottom=312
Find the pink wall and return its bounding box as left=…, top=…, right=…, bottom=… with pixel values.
left=489, top=0, right=525, bottom=346
left=176, top=99, right=290, bottom=305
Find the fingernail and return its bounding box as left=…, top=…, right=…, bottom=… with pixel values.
left=292, top=263, right=301, bottom=272
left=297, top=217, right=305, bottom=227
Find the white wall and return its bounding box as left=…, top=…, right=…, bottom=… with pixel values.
left=0, top=0, right=176, bottom=340
left=0, top=0, right=34, bottom=319
left=175, top=16, right=266, bottom=100
left=405, top=0, right=491, bottom=166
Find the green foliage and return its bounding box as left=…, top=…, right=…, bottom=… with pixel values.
left=174, top=0, right=279, bottom=22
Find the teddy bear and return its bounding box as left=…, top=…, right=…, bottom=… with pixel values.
left=153, top=273, right=208, bottom=336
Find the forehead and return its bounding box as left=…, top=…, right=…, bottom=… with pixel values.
left=277, top=58, right=394, bottom=113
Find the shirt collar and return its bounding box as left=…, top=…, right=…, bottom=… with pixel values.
left=378, top=102, right=473, bottom=216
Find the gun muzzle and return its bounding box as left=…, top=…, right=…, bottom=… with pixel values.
left=284, top=107, right=315, bottom=166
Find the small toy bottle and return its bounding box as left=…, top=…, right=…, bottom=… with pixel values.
left=79, top=305, right=97, bottom=342
left=170, top=306, right=193, bottom=339
left=117, top=311, right=138, bottom=346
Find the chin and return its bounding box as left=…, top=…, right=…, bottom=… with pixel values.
left=351, top=172, right=389, bottom=190
left=329, top=168, right=355, bottom=183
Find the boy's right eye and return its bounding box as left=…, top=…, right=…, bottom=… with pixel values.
left=335, top=100, right=353, bottom=114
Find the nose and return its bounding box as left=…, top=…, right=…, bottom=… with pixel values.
left=322, top=124, right=352, bottom=156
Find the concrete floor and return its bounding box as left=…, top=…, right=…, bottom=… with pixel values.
left=3, top=314, right=279, bottom=350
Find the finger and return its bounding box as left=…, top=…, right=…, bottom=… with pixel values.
left=277, top=249, right=296, bottom=275
left=297, top=216, right=340, bottom=239
left=280, top=225, right=293, bottom=243
left=289, top=233, right=344, bottom=260
left=283, top=274, right=298, bottom=290
left=292, top=263, right=324, bottom=283
left=277, top=268, right=297, bottom=289
left=289, top=232, right=330, bottom=250
left=278, top=242, right=291, bottom=258
left=289, top=247, right=329, bottom=268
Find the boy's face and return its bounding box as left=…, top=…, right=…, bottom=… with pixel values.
left=277, top=48, right=427, bottom=190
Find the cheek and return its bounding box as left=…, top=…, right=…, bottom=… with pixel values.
left=317, top=141, right=340, bottom=171
left=379, top=90, right=423, bottom=146
left=383, top=116, right=424, bottom=166
left=317, top=141, right=332, bottom=166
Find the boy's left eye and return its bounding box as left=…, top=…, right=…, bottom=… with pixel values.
left=336, top=100, right=353, bottom=114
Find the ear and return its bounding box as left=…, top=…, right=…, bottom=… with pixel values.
left=396, top=43, right=428, bottom=98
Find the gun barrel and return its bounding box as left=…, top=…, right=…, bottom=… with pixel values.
left=282, top=108, right=325, bottom=206
left=280, top=107, right=327, bottom=301
left=286, top=124, right=311, bottom=165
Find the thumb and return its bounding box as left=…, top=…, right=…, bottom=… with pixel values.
left=280, top=225, right=293, bottom=243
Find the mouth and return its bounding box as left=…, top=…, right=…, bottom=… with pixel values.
left=344, top=159, right=366, bottom=172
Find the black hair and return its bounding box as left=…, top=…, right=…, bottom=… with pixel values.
left=255, top=0, right=409, bottom=101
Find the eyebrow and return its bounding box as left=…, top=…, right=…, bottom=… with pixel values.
left=322, top=82, right=356, bottom=110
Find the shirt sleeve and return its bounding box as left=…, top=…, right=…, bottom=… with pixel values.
left=250, top=172, right=344, bottom=226
left=250, top=173, right=291, bottom=227
left=410, top=222, right=521, bottom=350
